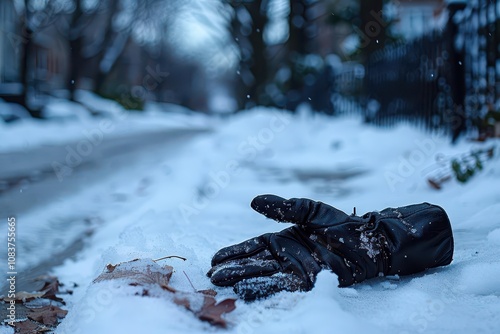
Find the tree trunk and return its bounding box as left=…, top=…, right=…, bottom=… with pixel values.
left=68, top=37, right=83, bottom=101
left=359, top=0, right=385, bottom=61
left=360, top=0, right=385, bottom=116
left=231, top=0, right=269, bottom=109
left=91, top=0, right=119, bottom=95
left=68, top=0, right=84, bottom=101
left=19, top=0, right=37, bottom=116
left=285, top=0, right=310, bottom=110
left=246, top=0, right=268, bottom=107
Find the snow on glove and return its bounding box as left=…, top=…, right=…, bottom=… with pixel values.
left=207, top=195, right=454, bottom=300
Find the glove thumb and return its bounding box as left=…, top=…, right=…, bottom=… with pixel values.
left=251, top=194, right=349, bottom=228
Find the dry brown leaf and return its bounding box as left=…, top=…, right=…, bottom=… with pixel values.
left=35, top=276, right=64, bottom=304
left=27, top=305, right=68, bottom=326
left=173, top=296, right=192, bottom=309
left=93, top=258, right=237, bottom=327
left=2, top=291, right=45, bottom=303
left=198, top=297, right=237, bottom=327
left=94, top=259, right=173, bottom=287
left=198, top=289, right=217, bottom=297
left=106, top=263, right=117, bottom=273
left=3, top=276, right=68, bottom=334
left=12, top=319, right=51, bottom=334
left=427, top=178, right=442, bottom=190
left=162, top=284, right=177, bottom=293
left=173, top=294, right=236, bottom=328
left=2, top=276, right=64, bottom=304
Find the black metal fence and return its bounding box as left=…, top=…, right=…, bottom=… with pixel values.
left=458, top=0, right=500, bottom=136
left=359, top=1, right=500, bottom=141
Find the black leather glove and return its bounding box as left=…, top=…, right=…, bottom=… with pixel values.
left=207, top=195, right=454, bottom=300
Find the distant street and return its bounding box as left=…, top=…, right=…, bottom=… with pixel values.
left=0, top=128, right=208, bottom=215
left=0, top=127, right=209, bottom=293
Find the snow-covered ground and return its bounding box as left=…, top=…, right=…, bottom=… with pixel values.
left=2, top=107, right=500, bottom=333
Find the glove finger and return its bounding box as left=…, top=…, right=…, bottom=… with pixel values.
left=209, top=258, right=280, bottom=287
left=251, top=194, right=348, bottom=227
left=211, top=235, right=270, bottom=266
left=234, top=273, right=305, bottom=300
left=207, top=248, right=274, bottom=278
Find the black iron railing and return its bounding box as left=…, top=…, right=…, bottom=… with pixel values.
left=344, top=1, right=500, bottom=141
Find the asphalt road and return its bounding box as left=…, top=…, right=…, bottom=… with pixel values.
left=0, top=127, right=208, bottom=215
left=0, top=126, right=209, bottom=293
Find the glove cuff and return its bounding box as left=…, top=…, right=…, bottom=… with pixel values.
left=379, top=203, right=454, bottom=276
left=305, top=203, right=454, bottom=286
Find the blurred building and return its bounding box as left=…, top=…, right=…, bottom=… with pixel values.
left=391, top=0, right=446, bottom=40
left=32, top=27, right=70, bottom=96
left=0, top=0, right=21, bottom=98
left=0, top=1, right=67, bottom=106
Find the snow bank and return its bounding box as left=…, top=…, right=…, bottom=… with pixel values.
left=460, top=262, right=500, bottom=296
left=0, top=92, right=211, bottom=153
left=41, top=98, right=92, bottom=121
left=487, top=228, right=500, bottom=244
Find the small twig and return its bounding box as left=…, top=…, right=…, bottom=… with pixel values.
left=183, top=271, right=196, bottom=292
left=153, top=255, right=187, bottom=262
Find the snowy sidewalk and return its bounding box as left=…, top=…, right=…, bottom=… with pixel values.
left=3, top=109, right=500, bottom=333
